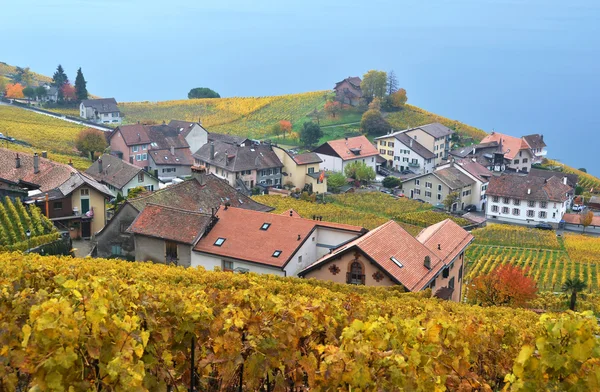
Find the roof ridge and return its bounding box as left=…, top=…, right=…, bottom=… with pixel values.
left=129, top=177, right=198, bottom=202
left=416, top=218, right=451, bottom=242
left=144, top=202, right=213, bottom=216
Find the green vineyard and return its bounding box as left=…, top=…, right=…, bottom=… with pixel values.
left=0, top=197, right=58, bottom=251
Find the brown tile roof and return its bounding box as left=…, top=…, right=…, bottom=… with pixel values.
left=529, top=168, right=578, bottom=188
left=193, top=206, right=365, bottom=268
left=407, top=123, right=454, bottom=138
left=194, top=142, right=283, bottom=172
left=128, top=175, right=272, bottom=213
left=335, top=76, right=362, bottom=89
left=455, top=159, right=493, bottom=182
left=434, top=167, right=475, bottom=189
left=480, top=132, right=531, bottom=160
left=449, top=141, right=501, bottom=159
left=127, top=204, right=213, bottom=244
left=563, top=213, right=600, bottom=226
left=522, top=134, right=546, bottom=150
left=291, top=152, right=322, bottom=165
left=300, top=219, right=471, bottom=291
left=85, top=154, right=145, bottom=189
left=486, top=173, right=572, bottom=202
left=81, top=98, right=119, bottom=113
left=315, top=136, right=379, bottom=161
left=149, top=148, right=193, bottom=166
left=207, top=133, right=251, bottom=146
left=113, top=124, right=190, bottom=149
left=0, top=148, right=76, bottom=192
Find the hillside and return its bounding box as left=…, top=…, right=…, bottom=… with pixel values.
left=2, top=253, right=599, bottom=390
left=0, top=62, right=52, bottom=85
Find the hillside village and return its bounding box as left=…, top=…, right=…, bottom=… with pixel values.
left=1, top=64, right=600, bottom=390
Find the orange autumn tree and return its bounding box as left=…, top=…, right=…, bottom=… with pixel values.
left=61, top=83, right=76, bottom=101
left=467, top=264, right=537, bottom=307
left=5, top=83, right=25, bottom=98
left=324, top=100, right=342, bottom=118
left=279, top=120, right=292, bottom=138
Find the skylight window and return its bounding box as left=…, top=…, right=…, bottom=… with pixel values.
left=390, top=256, right=403, bottom=268
left=260, top=223, right=271, bottom=230
left=214, top=238, right=226, bottom=246
left=272, top=250, right=282, bottom=257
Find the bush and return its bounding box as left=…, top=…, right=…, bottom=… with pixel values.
left=382, top=176, right=401, bottom=189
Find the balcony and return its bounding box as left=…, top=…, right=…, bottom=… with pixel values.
left=408, top=162, right=420, bottom=168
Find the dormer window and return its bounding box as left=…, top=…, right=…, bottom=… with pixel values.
left=390, top=256, right=403, bottom=268
left=214, top=238, right=226, bottom=246
left=260, top=223, right=271, bottom=230
left=272, top=250, right=282, bottom=257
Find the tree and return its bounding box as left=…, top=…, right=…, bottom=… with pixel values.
left=61, top=83, right=76, bottom=101
left=443, top=192, right=460, bottom=211
left=467, top=265, right=538, bottom=307
left=360, top=109, right=390, bottom=136
left=188, top=87, right=220, bottom=99
left=575, top=185, right=584, bottom=195
left=300, top=122, right=323, bottom=147
left=52, top=64, right=69, bottom=101
left=578, top=168, right=587, bottom=173
left=5, top=83, right=24, bottom=98
left=126, top=186, right=148, bottom=199
left=22, top=86, right=36, bottom=102
left=387, top=70, right=399, bottom=95
left=361, top=70, right=387, bottom=102
left=279, top=120, right=292, bottom=139
left=382, top=176, right=401, bottom=189
left=15, top=67, right=34, bottom=86
left=324, top=100, right=341, bottom=118
left=562, top=278, right=586, bottom=311
left=344, top=161, right=375, bottom=184
left=389, top=88, right=408, bottom=108
left=368, top=97, right=381, bottom=111
left=580, top=210, right=594, bottom=233
left=74, top=67, right=88, bottom=101
left=35, top=86, right=47, bottom=100
left=309, top=108, right=324, bottom=125
left=75, top=128, right=108, bottom=160
left=327, top=172, right=347, bottom=193
left=0, top=77, right=7, bottom=96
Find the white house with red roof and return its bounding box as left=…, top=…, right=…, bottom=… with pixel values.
left=313, top=135, right=379, bottom=174
left=299, top=219, right=474, bottom=302
left=479, top=132, right=536, bottom=172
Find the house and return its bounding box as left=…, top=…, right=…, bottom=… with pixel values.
left=108, top=123, right=193, bottom=180
left=485, top=173, right=573, bottom=227
left=85, top=154, right=161, bottom=196
left=40, top=85, right=58, bottom=103
left=0, top=148, right=113, bottom=238
left=313, top=135, right=379, bottom=174
left=93, top=170, right=272, bottom=259
left=479, top=132, right=535, bottom=172
left=299, top=219, right=474, bottom=302
left=522, top=134, right=547, bottom=163
left=168, top=120, right=209, bottom=155
left=80, top=98, right=122, bottom=124
left=449, top=141, right=508, bottom=172
left=401, top=160, right=492, bottom=211
left=193, top=141, right=283, bottom=194
left=128, top=204, right=215, bottom=267
left=191, top=207, right=366, bottom=276
left=529, top=168, right=578, bottom=189
left=374, top=131, right=435, bottom=174
left=334, top=76, right=362, bottom=106
left=588, top=196, right=600, bottom=211
left=0, top=177, right=28, bottom=200
left=272, top=146, right=326, bottom=193
left=403, top=123, right=454, bottom=166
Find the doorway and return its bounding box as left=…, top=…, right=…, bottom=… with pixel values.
left=81, top=221, right=91, bottom=238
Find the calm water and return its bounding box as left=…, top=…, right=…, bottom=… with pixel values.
left=2, top=0, right=599, bottom=175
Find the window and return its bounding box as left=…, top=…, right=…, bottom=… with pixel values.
left=449, top=277, right=455, bottom=290
left=493, top=196, right=499, bottom=202
left=136, top=154, right=142, bottom=161
left=425, top=191, right=432, bottom=198
left=120, top=222, right=130, bottom=233
left=540, top=201, right=547, bottom=208
left=390, top=256, right=403, bottom=268
left=387, top=150, right=393, bottom=156
left=502, top=206, right=509, bottom=214
left=272, top=250, right=282, bottom=258
left=142, top=144, right=147, bottom=150
left=308, top=167, right=315, bottom=174
left=214, top=238, right=226, bottom=246
left=527, top=210, right=535, bottom=217
left=462, top=190, right=471, bottom=197
left=513, top=199, right=520, bottom=206
left=260, top=223, right=271, bottom=230
left=162, top=168, right=176, bottom=173
left=414, top=189, right=421, bottom=195
left=503, top=197, right=510, bottom=204
left=144, top=185, right=154, bottom=191
left=222, top=260, right=234, bottom=271
left=347, top=262, right=364, bottom=285
left=138, top=172, right=144, bottom=182
left=415, top=179, right=420, bottom=186
left=513, top=159, right=519, bottom=164
left=458, top=265, right=463, bottom=281
left=53, top=201, right=63, bottom=210
left=165, top=241, right=178, bottom=262
left=111, top=245, right=122, bottom=256
left=492, top=205, right=499, bottom=212
left=141, top=153, right=147, bottom=161
left=388, top=142, right=394, bottom=147
left=132, top=146, right=139, bottom=153
left=380, top=141, right=386, bottom=146
left=437, top=193, right=442, bottom=201
left=513, top=208, right=520, bottom=216
left=430, top=278, right=436, bottom=289
left=519, top=151, right=523, bottom=157
left=523, top=158, right=528, bottom=163
left=528, top=200, right=535, bottom=207
left=438, top=184, right=442, bottom=191
left=403, top=157, right=409, bottom=162
left=80, top=188, right=89, bottom=196
left=380, top=149, right=386, bottom=154
left=425, top=182, right=432, bottom=188
left=539, top=211, right=547, bottom=218
left=442, top=267, right=449, bottom=278
left=298, top=255, right=302, bottom=264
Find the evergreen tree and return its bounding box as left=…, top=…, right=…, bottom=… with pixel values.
left=52, top=64, right=69, bottom=101
left=74, top=67, right=88, bottom=101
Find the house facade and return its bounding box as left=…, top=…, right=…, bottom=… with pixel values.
left=314, top=135, right=379, bottom=174
left=485, top=174, right=572, bottom=226
left=272, top=146, right=326, bottom=194
left=403, top=123, right=454, bottom=166
left=522, top=134, right=547, bottom=163
left=299, top=219, right=474, bottom=302
left=333, top=77, right=362, bottom=106
left=85, top=154, right=161, bottom=196
left=80, top=98, right=122, bottom=124
left=479, top=132, right=535, bottom=172
left=449, top=141, right=508, bottom=172
left=374, top=131, right=435, bottom=174
left=148, top=147, right=193, bottom=182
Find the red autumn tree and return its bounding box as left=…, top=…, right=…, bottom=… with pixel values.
left=324, top=100, right=342, bottom=118
left=5, top=83, right=25, bottom=98
left=279, top=120, right=292, bottom=138
left=61, top=83, right=76, bottom=101
left=467, top=264, right=537, bottom=307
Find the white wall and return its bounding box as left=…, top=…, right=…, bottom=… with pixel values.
left=123, top=173, right=160, bottom=196
left=317, top=154, right=343, bottom=172
left=186, top=125, right=209, bottom=155
left=486, top=197, right=569, bottom=226
left=315, top=227, right=361, bottom=258
left=392, top=140, right=434, bottom=174
left=191, top=252, right=286, bottom=276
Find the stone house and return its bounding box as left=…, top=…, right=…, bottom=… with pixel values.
left=334, top=76, right=362, bottom=106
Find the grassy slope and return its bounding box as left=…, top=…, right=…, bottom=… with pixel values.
left=0, top=62, right=52, bottom=85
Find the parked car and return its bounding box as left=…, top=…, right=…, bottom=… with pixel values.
left=378, top=167, right=392, bottom=176
left=464, top=204, right=477, bottom=212
left=400, top=170, right=414, bottom=175
left=572, top=204, right=583, bottom=212
left=380, top=188, right=393, bottom=195
left=414, top=198, right=426, bottom=203
left=534, top=222, right=554, bottom=230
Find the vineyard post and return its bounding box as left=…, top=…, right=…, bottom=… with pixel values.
left=190, top=335, right=195, bottom=392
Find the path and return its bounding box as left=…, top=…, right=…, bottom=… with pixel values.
left=319, top=121, right=360, bottom=129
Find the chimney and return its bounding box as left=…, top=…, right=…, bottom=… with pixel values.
left=225, top=150, right=229, bottom=166
left=210, top=142, right=215, bottom=160
left=289, top=210, right=293, bottom=217
left=170, top=146, right=175, bottom=155
left=41, top=151, right=47, bottom=159
left=191, top=166, right=206, bottom=185
left=98, top=158, right=103, bottom=173
left=297, top=234, right=301, bottom=241
left=224, top=202, right=230, bottom=210
left=33, top=153, right=40, bottom=174
left=424, top=255, right=431, bottom=270
left=563, top=177, right=568, bottom=185
left=437, top=244, right=441, bottom=250
left=15, top=154, right=21, bottom=169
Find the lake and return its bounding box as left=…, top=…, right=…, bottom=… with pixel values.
left=2, top=0, right=599, bottom=175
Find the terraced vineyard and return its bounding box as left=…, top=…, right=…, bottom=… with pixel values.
left=0, top=197, right=59, bottom=251
left=544, top=159, right=600, bottom=191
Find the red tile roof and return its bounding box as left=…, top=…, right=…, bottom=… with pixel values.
left=127, top=204, right=213, bottom=244
left=291, top=152, right=322, bottom=165
left=480, top=132, right=531, bottom=160
left=317, top=136, right=379, bottom=161
left=193, top=206, right=365, bottom=268
left=300, top=219, right=473, bottom=291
